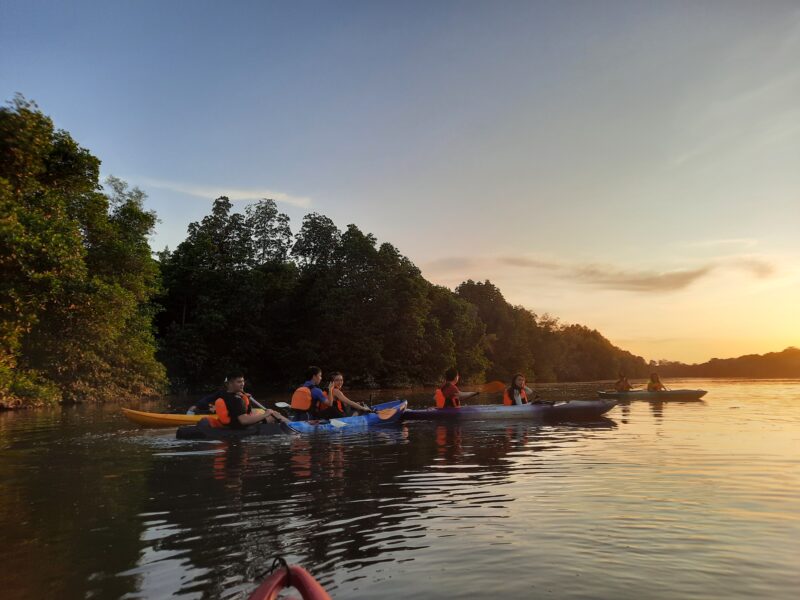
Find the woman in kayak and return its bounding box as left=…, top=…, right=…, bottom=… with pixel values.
left=503, top=373, right=538, bottom=405
left=614, top=372, right=634, bottom=392
left=326, top=372, right=372, bottom=416
left=647, top=372, right=667, bottom=392
left=434, top=368, right=479, bottom=409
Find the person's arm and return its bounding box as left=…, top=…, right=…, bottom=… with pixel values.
left=238, top=409, right=291, bottom=425
left=457, top=391, right=479, bottom=399
left=333, top=388, right=372, bottom=413
left=313, top=387, right=332, bottom=407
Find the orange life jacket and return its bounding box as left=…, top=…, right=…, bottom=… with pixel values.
left=290, top=386, right=329, bottom=413
left=503, top=388, right=528, bottom=406
left=434, top=386, right=460, bottom=409
left=210, top=392, right=252, bottom=428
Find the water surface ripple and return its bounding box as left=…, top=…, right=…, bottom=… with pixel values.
left=1, top=379, right=799, bottom=599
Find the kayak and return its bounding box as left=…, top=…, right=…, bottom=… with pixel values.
left=288, top=399, right=407, bottom=433
left=248, top=563, right=331, bottom=600
left=174, top=399, right=408, bottom=439
left=176, top=419, right=290, bottom=440
left=122, top=408, right=206, bottom=427
left=598, top=389, right=707, bottom=401
left=404, top=399, right=617, bottom=421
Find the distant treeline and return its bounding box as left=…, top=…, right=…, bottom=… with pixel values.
left=155, top=198, right=650, bottom=393
left=653, top=347, right=800, bottom=379
left=2, top=97, right=789, bottom=407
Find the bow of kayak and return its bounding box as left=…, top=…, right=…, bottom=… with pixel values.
left=122, top=408, right=207, bottom=427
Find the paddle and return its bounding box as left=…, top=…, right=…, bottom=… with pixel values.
left=249, top=398, right=300, bottom=433
left=474, top=380, right=505, bottom=393
left=276, top=401, right=397, bottom=422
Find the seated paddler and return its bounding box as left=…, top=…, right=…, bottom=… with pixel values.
left=290, top=366, right=334, bottom=420
left=208, top=372, right=284, bottom=428
left=433, top=368, right=479, bottom=409
left=503, top=373, right=539, bottom=405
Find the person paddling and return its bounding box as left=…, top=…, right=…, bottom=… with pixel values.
left=290, top=366, right=335, bottom=420
left=208, top=372, right=287, bottom=428
left=434, top=368, right=478, bottom=409
left=647, top=372, right=667, bottom=392
left=614, top=372, right=634, bottom=392
left=503, top=373, right=540, bottom=405
left=327, top=372, right=372, bottom=416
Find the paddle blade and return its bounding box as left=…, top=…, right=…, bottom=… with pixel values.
left=479, top=380, right=506, bottom=393
left=329, top=419, right=348, bottom=428
left=375, top=408, right=397, bottom=420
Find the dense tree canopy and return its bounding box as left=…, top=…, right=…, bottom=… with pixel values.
left=0, top=97, right=166, bottom=406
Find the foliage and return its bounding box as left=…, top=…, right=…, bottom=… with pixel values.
left=655, top=347, right=800, bottom=378
left=0, top=96, right=166, bottom=405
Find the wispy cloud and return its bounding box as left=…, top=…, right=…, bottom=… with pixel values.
left=679, top=238, right=759, bottom=249
left=424, top=255, right=776, bottom=293
left=138, top=177, right=311, bottom=207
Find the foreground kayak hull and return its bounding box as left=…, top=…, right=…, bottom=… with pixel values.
left=122, top=408, right=206, bottom=427
left=288, top=399, right=407, bottom=433
left=598, top=389, right=707, bottom=401
left=175, top=400, right=408, bottom=439
left=248, top=564, right=332, bottom=600
left=404, top=399, right=617, bottom=421
left=176, top=419, right=289, bottom=440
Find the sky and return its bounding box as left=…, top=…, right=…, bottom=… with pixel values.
left=2, top=0, right=799, bottom=363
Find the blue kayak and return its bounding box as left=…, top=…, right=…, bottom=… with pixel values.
left=288, top=399, right=407, bottom=433
left=404, top=399, right=617, bottom=421
left=175, top=400, right=407, bottom=439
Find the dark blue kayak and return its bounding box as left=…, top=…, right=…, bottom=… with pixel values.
left=404, top=399, right=617, bottom=421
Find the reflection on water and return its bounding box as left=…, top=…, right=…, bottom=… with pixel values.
left=1, top=380, right=799, bottom=599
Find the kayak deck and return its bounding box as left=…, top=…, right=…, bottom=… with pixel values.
left=122, top=408, right=206, bottom=427
left=404, top=399, right=617, bottom=421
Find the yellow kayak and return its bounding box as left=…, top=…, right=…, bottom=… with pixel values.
left=122, top=408, right=209, bottom=428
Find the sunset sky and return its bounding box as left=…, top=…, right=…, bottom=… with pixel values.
left=2, top=1, right=798, bottom=363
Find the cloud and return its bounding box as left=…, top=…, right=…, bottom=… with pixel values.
left=138, top=177, right=311, bottom=207
left=570, top=265, right=713, bottom=291
left=424, top=254, right=777, bottom=293
left=680, top=238, right=759, bottom=249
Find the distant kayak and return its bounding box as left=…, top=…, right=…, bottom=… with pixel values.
left=598, top=389, right=707, bottom=401
left=404, top=399, right=617, bottom=421
left=248, top=563, right=331, bottom=600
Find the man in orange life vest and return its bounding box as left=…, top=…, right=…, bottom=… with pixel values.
left=290, top=366, right=335, bottom=420
left=210, top=372, right=284, bottom=428
left=434, top=368, right=479, bottom=409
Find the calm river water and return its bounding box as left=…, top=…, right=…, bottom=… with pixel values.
left=1, top=379, right=799, bottom=599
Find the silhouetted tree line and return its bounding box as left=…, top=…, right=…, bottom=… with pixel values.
left=653, top=347, right=800, bottom=378
left=155, top=197, right=652, bottom=393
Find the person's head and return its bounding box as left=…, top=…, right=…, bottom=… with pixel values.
left=650, top=372, right=660, bottom=383
left=511, top=373, right=526, bottom=389
left=225, top=372, right=245, bottom=393
left=618, top=372, right=626, bottom=380
left=306, top=366, right=322, bottom=385
left=329, top=371, right=344, bottom=388
left=444, top=368, right=459, bottom=383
